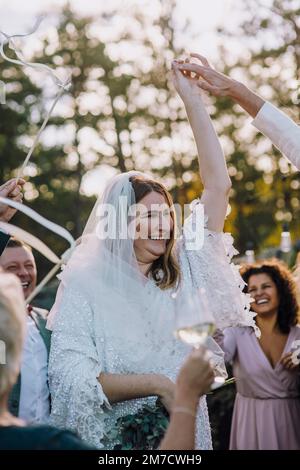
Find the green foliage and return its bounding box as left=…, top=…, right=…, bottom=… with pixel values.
left=0, top=2, right=190, bottom=278
left=218, top=0, right=300, bottom=253
left=106, top=401, right=169, bottom=450
left=2, top=1, right=300, bottom=269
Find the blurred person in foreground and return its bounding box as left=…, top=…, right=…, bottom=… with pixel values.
left=159, top=348, right=214, bottom=450
left=0, top=271, right=93, bottom=449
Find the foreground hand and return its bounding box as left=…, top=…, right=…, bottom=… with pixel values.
left=0, top=178, right=25, bottom=222
left=177, top=53, right=235, bottom=97
left=280, top=352, right=300, bottom=371
left=176, top=347, right=214, bottom=398
left=155, top=375, right=176, bottom=414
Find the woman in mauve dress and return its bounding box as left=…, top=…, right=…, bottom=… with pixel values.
left=216, top=260, right=300, bottom=450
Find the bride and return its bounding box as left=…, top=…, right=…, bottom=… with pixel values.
left=47, top=58, right=255, bottom=449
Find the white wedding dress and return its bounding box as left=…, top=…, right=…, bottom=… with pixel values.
left=48, top=196, right=255, bottom=450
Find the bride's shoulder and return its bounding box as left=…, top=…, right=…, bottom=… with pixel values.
left=58, top=267, right=96, bottom=303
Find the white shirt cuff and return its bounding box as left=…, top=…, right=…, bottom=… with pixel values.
left=252, top=102, right=296, bottom=136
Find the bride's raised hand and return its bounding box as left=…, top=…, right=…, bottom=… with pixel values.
left=171, top=57, right=202, bottom=104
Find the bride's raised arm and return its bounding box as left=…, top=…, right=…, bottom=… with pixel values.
left=172, top=59, right=231, bottom=232
left=172, top=58, right=257, bottom=333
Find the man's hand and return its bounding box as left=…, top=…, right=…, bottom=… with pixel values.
left=178, top=53, right=265, bottom=117
left=177, top=53, right=237, bottom=97
left=0, top=178, right=25, bottom=222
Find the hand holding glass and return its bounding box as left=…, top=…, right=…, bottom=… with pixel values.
left=173, top=287, right=226, bottom=390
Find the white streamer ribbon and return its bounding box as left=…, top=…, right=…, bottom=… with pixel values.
left=0, top=18, right=74, bottom=303
left=0, top=220, right=61, bottom=264
left=0, top=17, right=72, bottom=179
left=0, top=197, right=75, bottom=247
left=0, top=197, right=75, bottom=303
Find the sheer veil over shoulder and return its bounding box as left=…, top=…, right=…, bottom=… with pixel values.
left=48, top=171, right=256, bottom=449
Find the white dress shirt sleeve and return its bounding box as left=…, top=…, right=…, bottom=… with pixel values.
left=252, top=102, right=300, bottom=170
left=19, top=317, right=50, bottom=424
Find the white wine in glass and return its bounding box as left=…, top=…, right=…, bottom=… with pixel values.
left=175, top=322, right=216, bottom=348
left=173, top=287, right=226, bottom=389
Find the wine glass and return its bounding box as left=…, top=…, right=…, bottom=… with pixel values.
left=173, top=287, right=226, bottom=390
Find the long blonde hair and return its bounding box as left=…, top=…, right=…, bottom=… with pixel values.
left=130, top=176, right=180, bottom=290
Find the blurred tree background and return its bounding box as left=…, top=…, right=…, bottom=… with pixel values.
left=1, top=0, right=300, bottom=448
left=216, top=0, right=300, bottom=255
left=2, top=0, right=300, bottom=273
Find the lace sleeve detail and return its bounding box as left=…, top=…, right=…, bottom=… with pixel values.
left=179, top=199, right=259, bottom=335
left=49, top=285, right=111, bottom=448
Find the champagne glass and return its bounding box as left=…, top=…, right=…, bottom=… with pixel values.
left=173, top=287, right=226, bottom=390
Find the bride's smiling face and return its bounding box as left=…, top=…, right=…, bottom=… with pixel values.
left=133, top=191, right=174, bottom=265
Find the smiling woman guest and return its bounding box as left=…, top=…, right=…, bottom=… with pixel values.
left=214, top=259, right=300, bottom=450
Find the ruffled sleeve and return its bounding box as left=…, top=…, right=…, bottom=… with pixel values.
left=178, top=199, right=259, bottom=335
left=48, top=284, right=111, bottom=448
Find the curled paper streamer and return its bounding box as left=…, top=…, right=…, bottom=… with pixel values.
left=0, top=221, right=61, bottom=264
left=26, top=246, right=74, bottom=305
left=0, top=197, right=75, bottom=303
left=0, top=17, right=68, bottom=88
left=0, top=18, right=72, bottom=179
left=0, top=197, right=75, bottom=247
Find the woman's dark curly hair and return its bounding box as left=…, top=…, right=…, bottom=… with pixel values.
left=240, top=259, right=299, bottom=334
